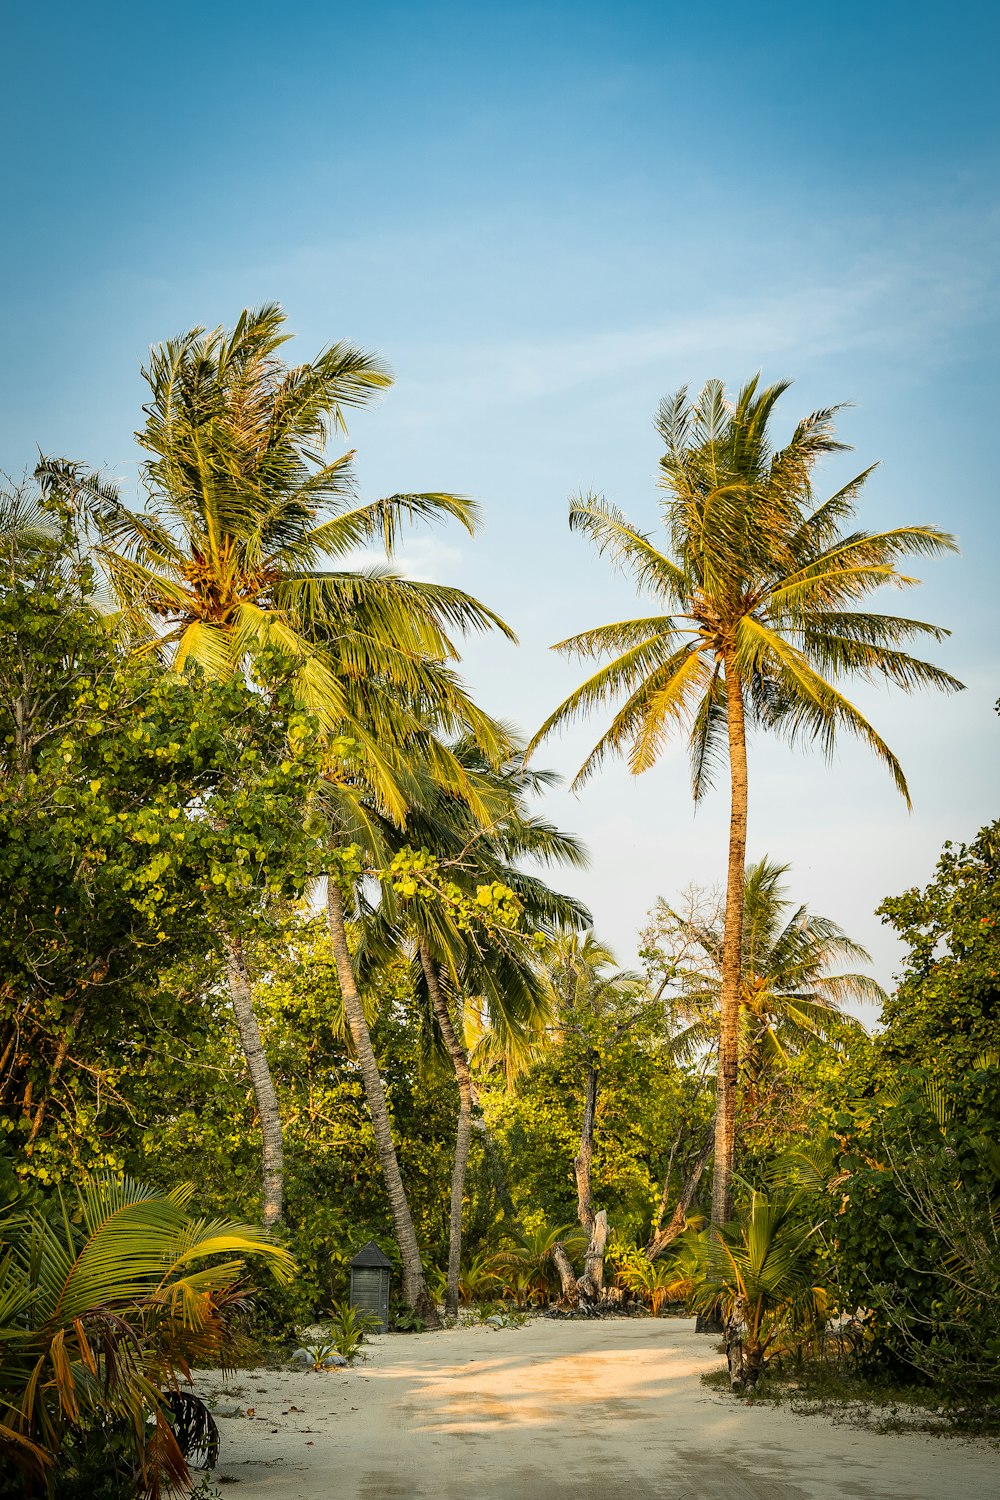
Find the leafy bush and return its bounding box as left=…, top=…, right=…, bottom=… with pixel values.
left=0, top=1173, right=292, bottom=1496
left=611, top=1233, right=706, bottom=1315
left=328, top=1300, right=382, bottom=1357
left=489, top=1224, right=586, bottom=1307
left=458, top=1252, right=503, bottom=1305
left=391, top=1305, right=426, bottom=1333
left=833, top=1062, right=1000, bottom=1403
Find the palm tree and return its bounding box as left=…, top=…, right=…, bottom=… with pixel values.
left=357, top=743, right=590, bottom=1317
left=0, top=1174, right=292, bottom=1493
left=41, top=305, right=515, bottom=1250
left=696, top=1188, right=827, bottom=1391
left=42, top=303, right=510, bottom=788
left=317, top=733, right=531, bottom=1327
left=529, top=376, right=962, bottom=1225
left=662, top=858, right=882, bottom=1086
left=490, top=1222, right=588, bottom=1307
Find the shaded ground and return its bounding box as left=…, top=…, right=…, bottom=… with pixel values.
left=196, top=1318, right=998, bottom=1499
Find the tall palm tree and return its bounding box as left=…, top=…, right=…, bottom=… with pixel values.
left=663, top=858, right=882, bottom=1084
left=43, top=304, right=509, bottom=761
left=528, top=376, right=962, bottom=1224
left=41, top=305, right=515, bottom=1254
left=696, top=1186, right=826, bottom=1391
left=319, top=735, right=538, bottom=1325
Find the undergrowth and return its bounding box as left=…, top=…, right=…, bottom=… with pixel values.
left=701, top=1361, right=1000, bottom=1441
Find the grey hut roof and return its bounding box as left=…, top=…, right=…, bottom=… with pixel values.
left=350, top=1240, right=392, bottom=1269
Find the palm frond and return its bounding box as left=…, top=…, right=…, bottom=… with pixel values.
left=568, top=495, right=689, bottom=602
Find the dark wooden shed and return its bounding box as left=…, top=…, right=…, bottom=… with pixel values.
left=349, top=1240, right=392, bottom=1331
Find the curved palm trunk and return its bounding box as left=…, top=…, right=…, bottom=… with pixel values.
left=224, top=934, right=284, bottom=1228
left=713, top=660, right=748, bottom=1229
left=419, top=942, right=471, bottom=1320
left=327, top=881, right=439, bottom=1326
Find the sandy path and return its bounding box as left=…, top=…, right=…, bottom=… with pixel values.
left=196, top=1318, right=997, bottom=1499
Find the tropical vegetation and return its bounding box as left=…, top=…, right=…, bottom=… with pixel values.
left=527, top=376, right=962, bottom=1224
left=2, top=318, right=996, bottom=1490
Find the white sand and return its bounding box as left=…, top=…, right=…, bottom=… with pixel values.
left=196, top=1317, right=998, bottom=1499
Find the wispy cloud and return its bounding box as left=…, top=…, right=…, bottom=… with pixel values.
left=346, top=535, right=465, bottom=584
left=392, top=236, right=997, bottom=424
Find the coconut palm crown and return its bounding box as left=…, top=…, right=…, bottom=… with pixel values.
left=40, top=304, right=513, bottom=766
left=665, top=858, right=881, bottom=1082
left=529, top=377, right=960, bottom=799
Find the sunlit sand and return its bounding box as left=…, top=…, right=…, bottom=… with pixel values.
left=197, top=1318, right=995, bottom=1499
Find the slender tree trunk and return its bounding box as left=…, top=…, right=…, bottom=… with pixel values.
left=645, top=1125, right=714, bottom=1259
left=653, top=1123, right=683, bottom=1234
left=571, top=1059, right=609, bottom=1302
left=419, top=941, right=471, bottom=1320
left=224, top=934, right=284, bottom=1228
left=713, top=657, right=748, bottom=1229
left=573, top=1060, right=598, bottom=1235
left=26, top=999, right=86, bottom=1146
left=726, top=1294, right=750, bottom=1390
left=327, top=880, right=439, bottom=1327
left=653, top=1061, right=712, bottom=1233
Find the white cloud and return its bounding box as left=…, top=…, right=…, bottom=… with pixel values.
left=345, top=535, right=465, bottom=584
left=390, top=235, right=997, bottom=426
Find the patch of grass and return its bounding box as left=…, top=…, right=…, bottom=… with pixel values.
left=700, top=1361, right=1000, bottom=1441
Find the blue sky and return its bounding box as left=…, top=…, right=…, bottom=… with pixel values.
left=3, top=1, right=998, bottom=1002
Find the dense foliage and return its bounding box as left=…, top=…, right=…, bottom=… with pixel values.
left=823, top=824, right=1000, bottom=1401
left=0, top=328, right=993, bottom=1490
left=0, top=1173, right=292, bottom=1497
left=877, top=821, right=1000, bottom=1067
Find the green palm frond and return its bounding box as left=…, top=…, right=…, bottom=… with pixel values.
left=553, top=615, right=680, bottom=659
left=61, top=306, right=516, bottom=865
left=304, top=490, right=480, bottom=556
left=531, top=377, right=961, bottom=820
left=687, top=664, right=727, bottom=801
left=0, top=1174, right=292, bottom=1490
left=658, top=857, right=879, bottom=1078
left=629, top=645, right=709, bottom=774
left=172, top=617, right=240, bottom=678
left=568, top=495, right=688, bottom=601
left=736, top=614, right=914, bottom=801
left=528, top=636, right=698, bottom=785
left=0, top=485, right=60, bottom=555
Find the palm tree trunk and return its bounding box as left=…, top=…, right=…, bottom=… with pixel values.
left=713, top=659, right=748, bottom=1228
left=224, top=934, right=284, bottom=1228
left=419, top=941, right=472, bottom=1320
left=327, top=880, right=439, bottom=1327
